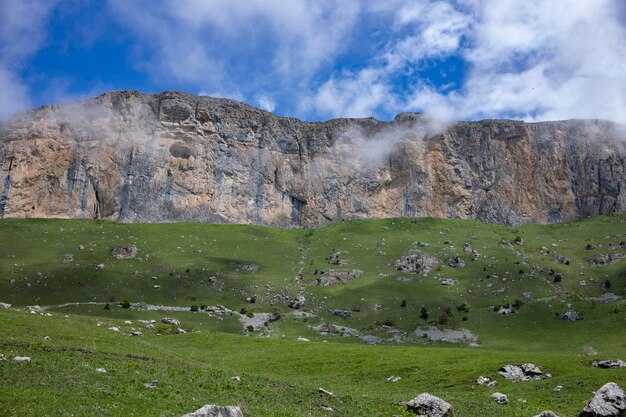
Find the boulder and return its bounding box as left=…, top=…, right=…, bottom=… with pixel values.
left=491, top=392, right=508, bottom=404
left=534, top=411, right=559, bottom=417
left=111, top=245, right=137, bottom=259
left=181, top=404, right=243, bottom=417
left=498, top=363, right=545, bottom=381
left=161, top=317, right=181, bottom=325
left=590, top=253, right=625, bottom=267
left=288, top=295, right=306, bottom=309
left=406, top=393, right=453, bottom=417
left=25, top=305, right=42, bottom=312
left=332, top=309, right=352, bottom=318
left=144, top=380, right=159, bottom=388
left=394, top=251, right=438, bottom=277
left=560, top=310, right=583, bottom=322
left=0, top=302, right=11, bottom=309
left=593, top=360, right=625, bottom=369
left=13, top=356, right=31, bottom=362
left=446, top=256, right=465, bottom=268
left=579, top=382, right=625, bottom=417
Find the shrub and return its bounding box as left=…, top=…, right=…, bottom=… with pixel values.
left=382, top=317, right=396, bottom=327
left=190, top=305, right=199, bottom=312
left=246, top=325, right=254, bottom=332
left=553, top=273, right=562, bottom=283
left=401, top=299, right=407, bottom=308
left=420, top=306, right=429, bottom=320
left=512, top=299, right=525, bottom=309
left=456, top=302, right=470, bottom=313
left=246, top=310, right=254, bottom=318
left=443, top=306, right=454, bottom=317
left=120, top=300, right=131, bottom=309
left=438, top=311, right=451, bottom=325
left=604, top=279, right=612, bottom=289
left=200, top=304, right=208, bottom=310
left=103, top=303, right=111, bottom=310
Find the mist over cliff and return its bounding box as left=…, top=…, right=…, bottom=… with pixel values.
left=0, top=90, right=624, bottom=226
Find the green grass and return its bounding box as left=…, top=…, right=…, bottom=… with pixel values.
left=0, top=215, right=625, bottom=415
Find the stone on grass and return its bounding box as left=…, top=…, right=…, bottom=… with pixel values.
left=296, top=337, right=310, bottom=342
left=13, top=356, right=31, bottom=362
left=499, top=363, right=546, bottom=381
left=318, top=387, right=335, bottom=397
left=592, top=360, right=625, bottom=369
left=579, top=382, right=626, bottom=417
left=394, top=251, right=438, bottom=277
left=95, top=367, right=107, bottom=373
left=534, top=412, right=559, bottom=417
left=0, top=353, right=5, bottom=361
left=446, top=256, right=465, bottom=268
left=112, top=245, right=137, bottom=259
left=491, top=392, right=508, bottom=404
left=25, top=305, right=42, bottom=313
left=0, top=302, right=11, bottom=309
left=181, top=405, right=243, bottom=417
left=560, top=310, right=583, bottom=322
left=332, top=309, right=352, bottom=318
left=176, top=328, right=187, bottom=334
left=144, top=380, right=159, bottom=388
left=406, top=393, right=453, bottom=417
left=477, top=376, right=490, bottom=385
left=131, top=331, right=143, bottom=336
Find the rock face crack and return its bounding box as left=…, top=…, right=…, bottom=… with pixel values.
left=0, top=90, right=625, bottom=226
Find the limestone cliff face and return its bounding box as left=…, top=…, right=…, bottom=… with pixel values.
left=0, top=91, right=624, bottom=226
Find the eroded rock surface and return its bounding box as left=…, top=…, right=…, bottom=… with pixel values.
left=1, top=91, right=625, bottom=226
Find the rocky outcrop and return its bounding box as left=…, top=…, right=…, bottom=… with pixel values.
left=579, top=382, right=626, bottom=417
left=1, top=91, right=625, bottom=226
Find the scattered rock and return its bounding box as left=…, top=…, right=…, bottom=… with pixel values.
left=96, top=263, right=105, bottom=269
left=586, top=244, right=597, bottom=250
left=176, top=328, right=187, bottom=334
left=446, top=256, right=465, bottom=268
left=387, top=376, right=401, bottom=382
left=361, top=335, right=384, bottom=344
left=78, top=244, right=85, bottom=250
left=13, top=356, right=31, bottom=362
left=63, top=253, right=74, bottom=263
left=112, top=245, right=137, bottom=260
left=579, top=382, right=625, bottom=417
left=592, top=360, right=625, bottom=369
left=498, top=363, right=546, bottom=381
left=231, top=262, right=258, bottom=272
left=288, top=295, right=306, bottom=309
left=44, top=336, right=51, bottom=341
left=161, top=317, right=181, bottom=325
left=320, top=406, right=334, bottom=411
left=394, top=251, right=438, bottom=277
left=314, top=323, right=359, bottom=337
left=491, top=392, right=508, bottom=404
left=332, top=309, right=352, bottom=318
left=312, top=269, right=363, bottom=286
left=328, top=250, right=351, bottom=266
left=534, top=411, right=559, bottom=417
left=440, top=278, right=458, bottom=286
left=498, top=307, right=513, bottom=315
left=477, top=376, right=490, bottom=385
left=463, top=243, right=472, bottom=252
left=296, top=337, right=310, bottom=342
left=0, top=353, right=5, bottom=361
left=131, top=331, right=143, bottom=336
left=416, top=326, right=478, bottom=345
left=0, top=302, right=11, bottom=309
left=406, top=393, right=453, bottom=417
left=231, top=376, right=241, bottom=381
left=553, top=253, right=571, bottom=265
left=318, top=387, right=335, bottom=397
left=590, top=253, right=625, bottom=267
left=554, top=386, right=563, bottom=392
left=181, top=405, right=243, bottom=417
left=95, top=367, right=107, bottom=373
left=523, top=292, right=533, bottom=300
left=144, top=380, right=159, bottom=388
left=25, top=305, right=42, bottom=313
left=417, top=242, right=430, bottom=247
left=560, top=310, right=583, bottom=322
left=487, top=381, right=498, bottom=388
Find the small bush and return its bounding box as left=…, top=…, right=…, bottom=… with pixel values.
left=382, top=317, right=396, bottom=327
left=553, top=273, right=562, bottom=283
left=246, top=325, right=254, bottom=332
left=190, top=305, right=199, bottom=312
left=462, top=316, right=468, bottom=321
left=400, top=299, right=407, bottom=308
left=103, top=303, right=111, bottom=310
left=200, top=304, right=208, bottom=310
left=420, top=306, right=429, bottom=320
left=438, top=311, right=451, bottom=325
left=603, top=279, right=612, bottom=289
left=512, top=299, right=525, bottom=309
left=456, top=302, right=470, bottom=313
left=246, top=310, right=254, bottom=318
left=120, top=300, right=131, bottom=309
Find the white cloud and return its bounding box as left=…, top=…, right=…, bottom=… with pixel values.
left=0, top=0, right=58, bottom=120
left=257, top=96, right=276, bottom=113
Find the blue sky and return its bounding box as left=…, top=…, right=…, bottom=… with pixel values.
left=1, top=0, right=626, bottom=122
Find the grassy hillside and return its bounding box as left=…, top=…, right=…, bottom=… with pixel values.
left=0, top=215, right=625, bottom=416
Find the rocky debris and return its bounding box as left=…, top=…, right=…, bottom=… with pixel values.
left=417, top=242, right=430, bottom=247
left=231, top=376, right=241, bottom=382
left=590, top=253, right=625, bottom=267
left=232, top=262, right=259, bottom=272
left=181, top=405, right=243, bottom=417
left=0, top=302, right=11, bottom=309
left=497, top=306, right=513, bottom=315
left=553, top=253, right=571, bottom=265
left=332, top=309, right=352, bottom=318
left=579, top=382, right=625, bottom=417
left=161, top=317, right=181, bottom=325
left=560, top=310, right=583, bottom=322
left=318, top=387, right=335, bottom=397
left=477, top=376, right=490, bottom=385
left=463, top=243, right=472, bottom=252
left=25, top=305, right=42, bottom=313
left=440, top=278, right=457, bottom=286
left=0, top=353, right=5, bottom=361
left=63, top=253, right=74, bottom=263
left=487, top=381, right=498, bottom=387
left=176, top=328, right=187, bottom=334
left=13, top=356, right=31, bottom=362
left=112, top=245, right=137, bottom=260
left=296, top=337, right=310, bottom=342
left=237, top=312, right=273, bottom=331
left=144, top=380, right=159, bottom=388
left=131, top=331, right=143, bottom=336
left=498, top=364, right=547, bottom=381
left=288, top=295, right=306, bottom=309
left=361, top=335, right=384, bottom=344
left=446, top=256, right=465, bottom=268
left=593, top=360, right=625, bottom=369
left=586, top=243, right=598, bottom=250
left=394, top=251, right=438, bottom=277
left=95, top=367, right=107, bottom=373
left=554, top=385, right=563, bottom=392
left=312, top=269, right=363, bottom=286
left=523, top=292, right=533, bottom=300
left=415, top=326, right=478, bottom=345
left=320, top=406, right=334, bottom=411
left=327, top=250, right=351, bottom=266
left=406, top=393, right=453, bottom=417
left=387, top=376, right=401, bottom=382
left=314, top=323, right=359, bottom=337
left=534, top=412, right=560, bottom=417
left=491, top=392, right=508, bottom=404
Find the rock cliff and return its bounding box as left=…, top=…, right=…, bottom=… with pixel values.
left=0, top=91, right=624, bottom=226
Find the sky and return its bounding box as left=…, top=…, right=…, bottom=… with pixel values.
left=1, top=0, right=626, bottom=123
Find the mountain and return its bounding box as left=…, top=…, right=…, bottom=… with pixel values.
left=0, top=90, right=624, bottom=226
